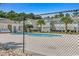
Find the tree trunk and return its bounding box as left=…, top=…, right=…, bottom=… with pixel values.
left=28, top=28, right=30, bottom=32
left=40, top=25, right=42, bottom=32
left=39, top=27, right=41, bottom=32
left=39, top=25, right=42, bottom=32
left=38, top=27, right=41, bottom=32
left=65, top=23, right=67, bottom=33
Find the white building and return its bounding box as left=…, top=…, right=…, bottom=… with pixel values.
left=0, top=17, right=79, bottom=33
left=0, top=18, right=51, bottom=33
left=0, top=10, right=79, bottom=33
left=0, top=18, right=23, bottom=33
left=39, top=11, right=79, bottom=32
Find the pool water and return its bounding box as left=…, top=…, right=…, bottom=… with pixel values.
left=12, top=32, right=62, bottom=37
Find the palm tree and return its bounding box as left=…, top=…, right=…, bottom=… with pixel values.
left=37, top=19, right=45, bottom=32
left=25, top=24, right=33, bottom=32
left=61, top=16, right=73, bottom=33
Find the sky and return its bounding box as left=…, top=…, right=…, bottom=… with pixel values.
left=0, top=3, right=79, bottom=14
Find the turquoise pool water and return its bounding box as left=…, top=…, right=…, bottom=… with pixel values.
left=12, top=32, right=62, bottom=37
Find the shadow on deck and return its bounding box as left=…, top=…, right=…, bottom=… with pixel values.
left=0, top=42, right=23, bottom=50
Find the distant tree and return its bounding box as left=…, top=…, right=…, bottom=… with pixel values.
left=26, top=13, right=35, bottom=19
left=0, top=10, right=6, bottom=18
left=51, top=16, right=54, bottom=18
left=13, top=16, right=21, bottom=23
left=73, top=10, right=79, bottom=17
left=0, top=10, right=42, bottom=20
left=65, top=13, right=70, bottom=17
left=44, top=16, right=51, bottom=19
left=34, top=15, right=42, bottom=19
left=59, top=12, right=64, bottom=17
left=54, top=12, right=64, bottom=18
left=18, top=12, right=27, bottom=21
left=46, top=16, right=50, bottom=18
left=7, top=10, right=17, bottom=20
left=54, top=14, right=59, bottom=18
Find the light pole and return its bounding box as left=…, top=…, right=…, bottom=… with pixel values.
left=23, top=17, right=25, bottom=53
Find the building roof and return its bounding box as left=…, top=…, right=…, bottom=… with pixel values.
left=38, top=9, right=79, bottom=15
left=0, top=18, right=20, bottom=24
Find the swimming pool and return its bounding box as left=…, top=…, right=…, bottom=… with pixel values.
left=12, top=32, right=62, bottom=37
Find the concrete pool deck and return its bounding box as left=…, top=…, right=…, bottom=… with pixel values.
left=0, top=33, right=79, bottom=56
